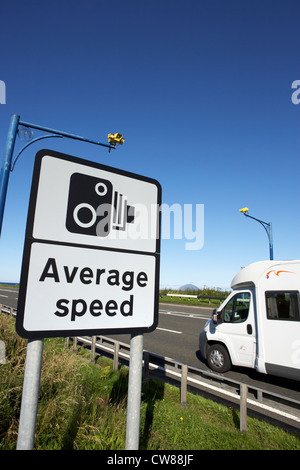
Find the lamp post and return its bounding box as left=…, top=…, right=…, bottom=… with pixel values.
left=239, top=207, right=274, bottom=260
left=0, top=113, right=121, bottom=237
left=0, top=114, right=20, bottom=235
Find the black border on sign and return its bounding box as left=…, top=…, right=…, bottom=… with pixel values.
left=15, top=149, right=161, bottom=339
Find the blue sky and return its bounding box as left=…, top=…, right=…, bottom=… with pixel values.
left=0, top=0, right=299, bottom=289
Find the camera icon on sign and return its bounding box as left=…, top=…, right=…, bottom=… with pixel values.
left=66, top=173, right=135, bottom=237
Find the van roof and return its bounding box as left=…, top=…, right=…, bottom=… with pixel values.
left=231, top=260, right=300, bottom=289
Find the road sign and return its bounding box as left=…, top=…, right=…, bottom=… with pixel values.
left=28, top=150, right=160, bottom=253
left=16, top=150, right=161, bottom=338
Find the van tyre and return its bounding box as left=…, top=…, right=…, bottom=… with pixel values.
left=207, top=344, right=231, bottom=373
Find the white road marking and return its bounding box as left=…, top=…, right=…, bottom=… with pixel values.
left=157, top=327, right=182, bottom=334
left=159, top=310, right=210, bottom=320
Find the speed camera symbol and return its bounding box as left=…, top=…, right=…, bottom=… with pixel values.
left=65, top=173, right=135, bottom=237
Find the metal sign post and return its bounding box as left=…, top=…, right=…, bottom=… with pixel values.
left=16, top=339, right=44, bottom=450
left=125, top=333, right=144, bottom=450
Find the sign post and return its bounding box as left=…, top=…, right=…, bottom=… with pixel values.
left=16, top=149, right=161, bottom=449
left=16, top=339, right=44, bottom=450
left=125, top=333, right=144, bottom=450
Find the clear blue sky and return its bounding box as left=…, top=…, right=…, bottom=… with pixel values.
left=0, top=0, right=299, bottom=289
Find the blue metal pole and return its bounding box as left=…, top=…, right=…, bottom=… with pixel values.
left=269, top=222, right=274, bottom=260
left=243, top=213, right=274, bottom=260
left=0, top=115, right=115, bottom=238
left=19, top=119, right=114, bottom=149
left=0, top=114, right=20, bottom=236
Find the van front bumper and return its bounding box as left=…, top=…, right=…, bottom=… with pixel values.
left=199, top=330, right=208, bottom=359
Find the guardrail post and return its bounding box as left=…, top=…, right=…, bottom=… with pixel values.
left=240, top=383, right=247, bottom=432
left=113, top=341, right=119, bottom=370
left=72, top=337, right=77, bottom=354
left=180, top=364, right=188, bottom=408
left=90, top=336, right=96, bottom=363
left=0, top=340, right=6, bottom=364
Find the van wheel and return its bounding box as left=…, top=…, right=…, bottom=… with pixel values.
left=207, top=344, right=231, bottom=373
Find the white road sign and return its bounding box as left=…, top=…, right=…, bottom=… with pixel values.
left=16, top=150, right=161, bottom=338
left=30, top=150, right=160, bottom=253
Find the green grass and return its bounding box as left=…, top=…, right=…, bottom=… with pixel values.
left=0, top=314, right=299, bottom=450
left=159, top=295, right=223, bottom=308
left=0, top=284, right=19, bottom=289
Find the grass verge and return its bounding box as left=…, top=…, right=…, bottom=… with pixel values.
left=0, top=314, right=299, bottom=450
left=159, top=295, right=223, bottom=308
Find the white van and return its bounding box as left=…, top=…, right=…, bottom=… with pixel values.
left=199, top=260, right=300, bottom=381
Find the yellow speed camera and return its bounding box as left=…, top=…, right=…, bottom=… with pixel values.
left=239, top=207, right=249, bottom=214
left=108, top=133, right=125, bottom=145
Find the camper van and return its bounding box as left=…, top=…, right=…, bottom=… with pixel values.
left=199, top=260, right=300, bottom=381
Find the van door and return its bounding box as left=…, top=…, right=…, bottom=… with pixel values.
left=263, top=290, right=300, bottom=380
left=217, top=291, right=256, bottom=367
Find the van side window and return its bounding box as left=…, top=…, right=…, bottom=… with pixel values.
left=265, top=291, right=300, bottom=321
left=223, top=292, right=250, bottom=323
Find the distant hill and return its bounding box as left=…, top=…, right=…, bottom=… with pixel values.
left=179, top=283, right=199, bottom=291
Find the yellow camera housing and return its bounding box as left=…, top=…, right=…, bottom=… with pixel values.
left=108, top=133, right=125, bottom=145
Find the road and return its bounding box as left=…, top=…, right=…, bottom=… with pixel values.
left=1, top=286, right=299, bottom=403
left=0, top=286, right=19, bottom=309
left=109, top=302, right=300, bottom=403
left=110, top=303, right=211, bottom=368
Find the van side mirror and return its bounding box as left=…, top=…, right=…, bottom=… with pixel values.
left=212, top=309, right=218, bottom=325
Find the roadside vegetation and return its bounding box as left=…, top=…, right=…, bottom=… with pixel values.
left=0, top=284, right=19, bottom=288
left=159, top=287, right=231, bottom=307
left=0, top=314, right=299, bottom=450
